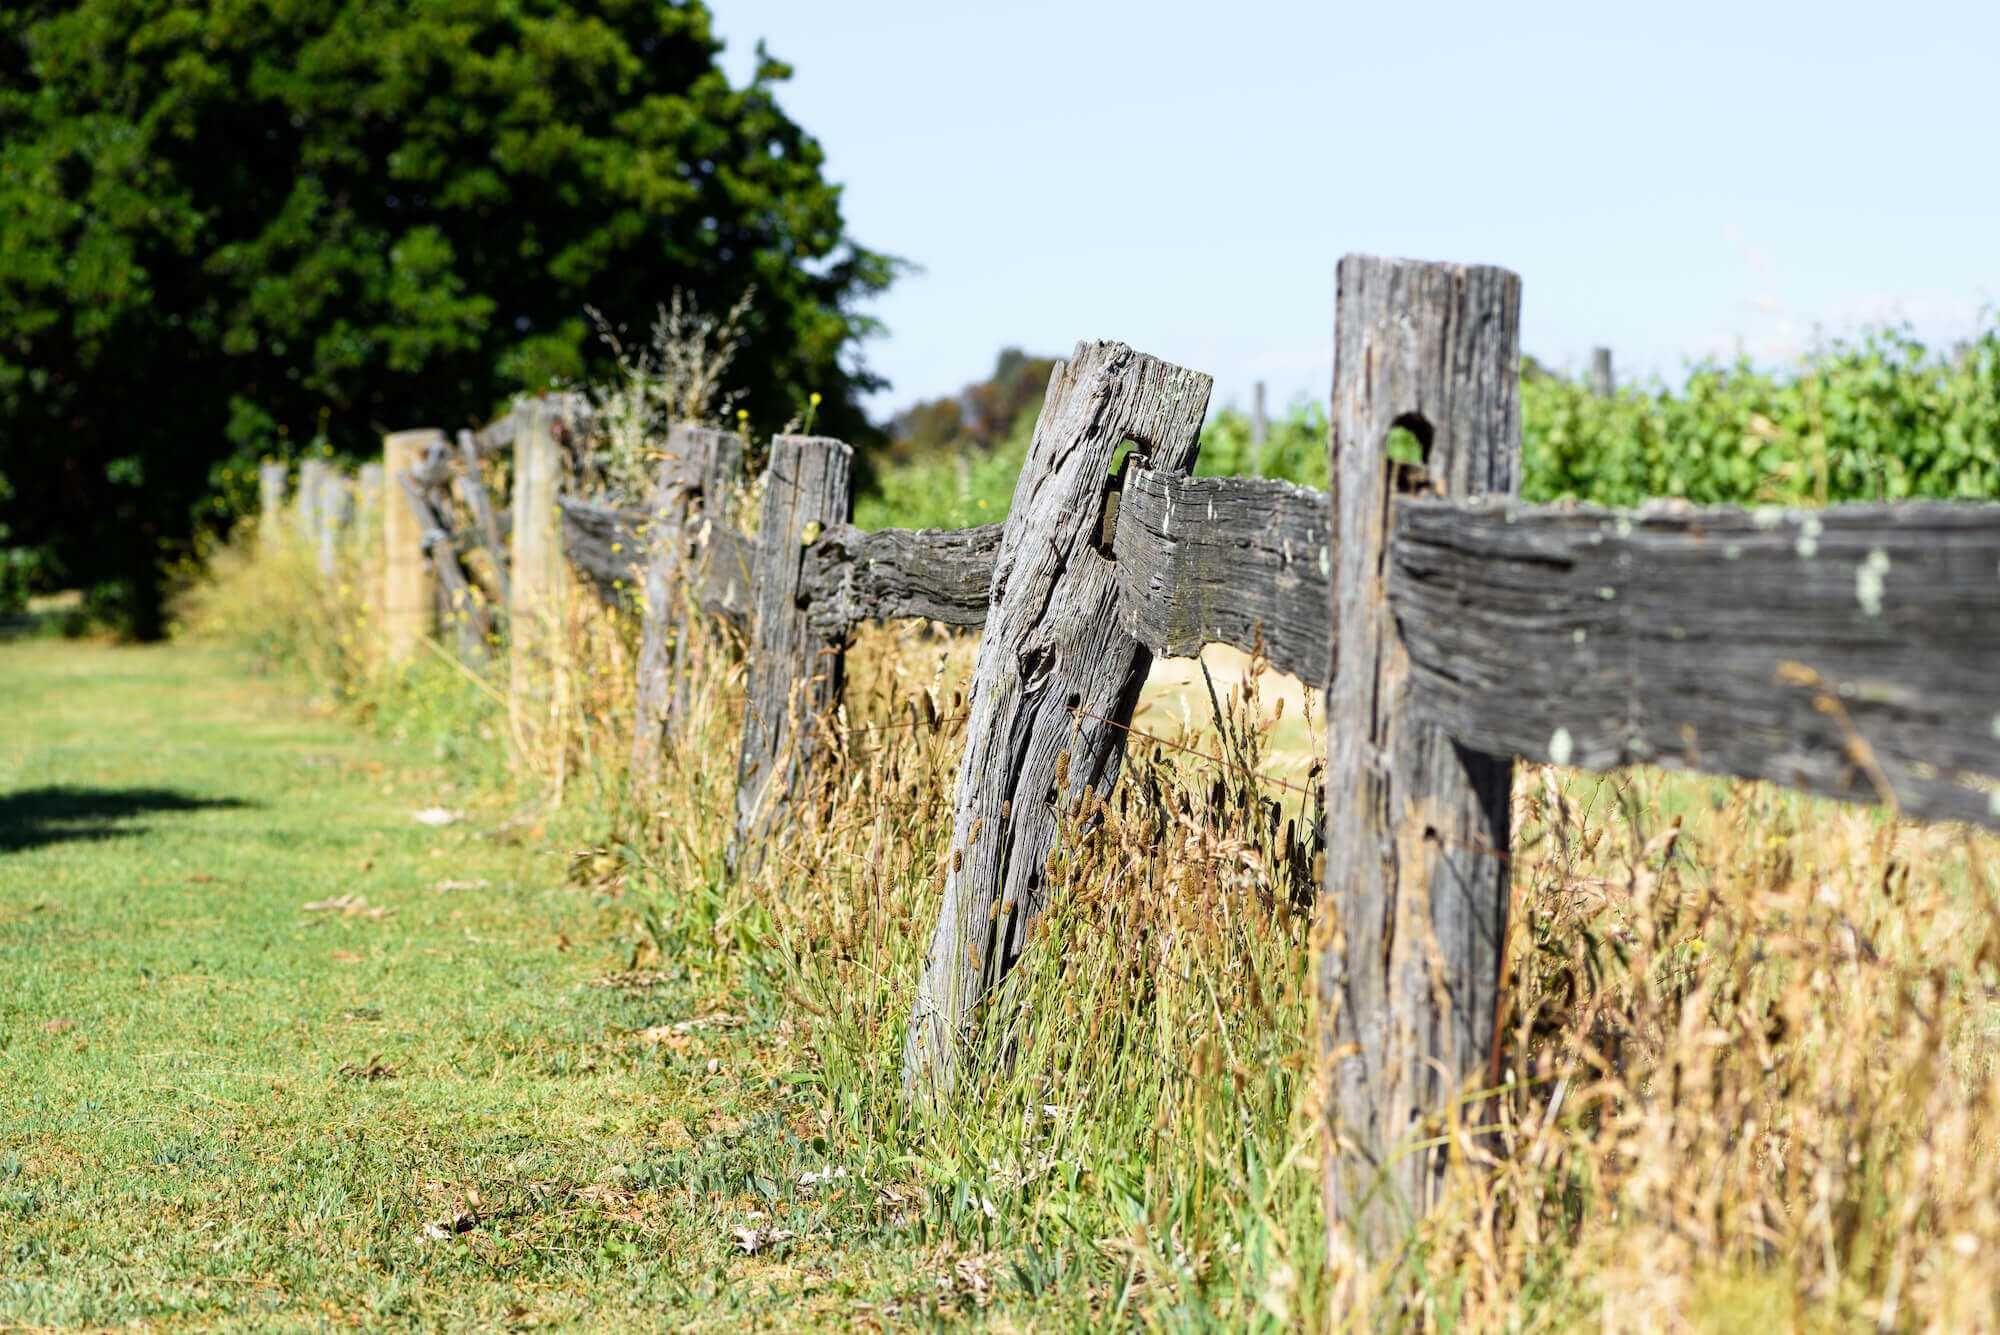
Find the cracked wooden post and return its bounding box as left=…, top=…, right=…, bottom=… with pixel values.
left=257, top=461, right=287, bottom=552
left=509, top=400, right=565, bottom=762
left=631, top=423, right=743, bottom=791
left=382, top=430, right=440, bottom=663
left=728, top=434, right=852, bottom=871
left=901, top=341, right=1212, bottom=1100
left=1320, top=255, right=1522, bottom=1263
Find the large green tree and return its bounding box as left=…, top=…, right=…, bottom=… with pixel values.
left=0, top=0, right=895, bottom=635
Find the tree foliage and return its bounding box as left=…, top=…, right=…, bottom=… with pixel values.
left=0, top=0, right=895, bottom=633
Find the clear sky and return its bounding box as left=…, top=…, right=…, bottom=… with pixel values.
left=712, top=0, right=1998, bottom=419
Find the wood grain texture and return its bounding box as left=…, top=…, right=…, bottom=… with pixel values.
left=902, top=340, right=1213, bottom=1099
left=730, top=435, right=854, bottom=868
left=1111, top=466, right=1332, bottom=682
left=801, top=522, right=1004, bottom=636
left=1320, top=256, right=1522, bottom=1258
left=632, top=425, right=744, bottom=787
left=1393, top=497, right=2000, bottom=830
left=381, top=430, right=440, bottom=662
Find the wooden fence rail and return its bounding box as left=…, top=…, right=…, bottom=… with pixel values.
left=337, top=252, right=2000, bottom=1272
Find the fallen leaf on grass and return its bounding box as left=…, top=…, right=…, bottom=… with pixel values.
left=430, top=878, right=490, bottom=893
left=338, top=1056, right=398, bottom=1082
left=420, top=1211, right=479, bottom=1242
left=186, top=874, right=216, bottom=885
left=731, top=1224, right=796, bottom=1255
left=412, top=807, right=462, bottom=827
left=302, top=894, right=393, bottom=920
left=330, top=950, right=364, bottom=965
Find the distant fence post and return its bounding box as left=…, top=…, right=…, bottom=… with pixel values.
left=382, top=430, right=440, bottom=663
left=509, top=400, right=565, bottom=759
left=631, top=423, right=742, bottom=791
left=258, top=461, right=287, bottom=552
left=294, top=459, right=327, bottom=550
left=355, top=462, right=384, bottom=549
left=1251, top=379, right=1269, bottom=476
left=901, top=341, right=1213, bottom=1100
left=1590, top=345, right=1614, bottom=398
left=728, top=434, right=853, bottom=868
left=454, top=429, right=511, bottom=607
left=316, top=471, right=351, bottom=578
left=1320, top=255, right=1522, bottom=1262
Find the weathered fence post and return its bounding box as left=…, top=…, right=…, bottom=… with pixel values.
left=728, top=434, right=852, bottom=866
left=631, top=423, right=742, bottom=790
left=382, top=430, right=440, bottom=663
left=509, top=400, right=565, bottom=759
left=454, top=429, right=511, bottom=607
left=901, top=341, right=1212, bottom=1099
left=258, top=461, right=287, bottom=552
left=1590, top=345, right=1614, bottom=398
left=1320, top=256, right=1522, bottom=1262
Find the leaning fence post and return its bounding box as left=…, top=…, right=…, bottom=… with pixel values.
left=382, top=430, right=440, bottom=663
left=1319, top=255, right=1522, bottom=1264
left=631, top=423, right=742, bottom=790
left=728, top=434, right=853, bottom=868
left=509, top=400, right=565, bottom=761
left=901, top=341, right=1212, bottom=1100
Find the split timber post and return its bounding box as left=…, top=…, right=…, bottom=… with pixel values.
left=728, top=434, right=852, bottom=870
left=1320, top=255, right=1522, bottom=1262
left=382, top=430, right=441, bottom=663
left=509, top=400, right=565, bottom=760
left=257, top=461, right=287, bottom=552
left=901, top=341, right=1212, bottom=1100
left=631, top=423, right=744, bottom=791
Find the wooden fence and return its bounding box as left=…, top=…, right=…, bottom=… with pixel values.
left=265, top=253, right=2000, bottom=1265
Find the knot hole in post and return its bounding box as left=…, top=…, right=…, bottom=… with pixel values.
left=1387, top=414, right=1435, bottom=497
left=1097, top=445, right=1145, bottom=557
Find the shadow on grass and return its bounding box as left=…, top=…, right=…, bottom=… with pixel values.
left=0, top=785, right=253, bottom=854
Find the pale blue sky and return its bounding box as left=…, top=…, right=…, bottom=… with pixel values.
left=714, top=0, right=1998, bottom=419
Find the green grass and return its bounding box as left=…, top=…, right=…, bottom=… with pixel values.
left=0, top=639, right=979, bottom=1327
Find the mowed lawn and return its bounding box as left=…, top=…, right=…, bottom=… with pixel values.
left=0, top=640, right=877, bottom=1328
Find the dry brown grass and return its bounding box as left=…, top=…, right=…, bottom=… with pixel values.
left=186, top=530, right=2000, bottom=1328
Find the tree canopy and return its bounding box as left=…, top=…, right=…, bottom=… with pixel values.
left=0, top=0, right=896, bottom=633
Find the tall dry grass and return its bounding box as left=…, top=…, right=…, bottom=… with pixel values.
left=182, top=499, right=2000, bottom=1329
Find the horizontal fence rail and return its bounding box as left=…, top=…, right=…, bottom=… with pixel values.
left=1392, top=497, right=2000, bottom=827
